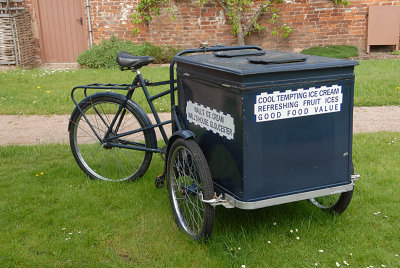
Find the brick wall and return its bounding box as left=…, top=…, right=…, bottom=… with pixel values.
left=89, top=0, right=138, bottom=42
left=24, top=0, right=400, bottom=54
left=22, top=0, right=40, bottom=57
left=249, top=0, right=400, bottom=52
left=89, top=0, right=237, bottom=47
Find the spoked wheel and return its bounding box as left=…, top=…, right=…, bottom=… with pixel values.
left=69, top=94, right=153, bottom=182
left=167, top=138, right=215, bottom=240
left=309, top=190, right=353, bottom=214
left=309, top=162, right=355, bottom=214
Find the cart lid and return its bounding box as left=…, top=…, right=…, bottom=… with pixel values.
left=174, top=49, right=359, bottom=76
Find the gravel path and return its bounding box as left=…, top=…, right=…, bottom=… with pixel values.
left=0, top=106, right=399, bottom=145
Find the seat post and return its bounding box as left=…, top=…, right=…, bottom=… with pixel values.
left=135, top=68, right=169, bottom=143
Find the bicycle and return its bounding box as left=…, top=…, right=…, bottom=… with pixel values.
left=69, top=45, right=358, bottom=241
left=68, top=46, right=258, bottom=239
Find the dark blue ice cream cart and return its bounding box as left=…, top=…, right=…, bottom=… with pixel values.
left=69, top=45, right=359, bottom=240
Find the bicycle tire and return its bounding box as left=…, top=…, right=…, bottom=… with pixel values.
left=69, top=93, right=153, bottom=182
left=167, top=138, right=215, bottom=240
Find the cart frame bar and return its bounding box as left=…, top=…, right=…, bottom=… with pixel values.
left=203, top=181, right=356, bottom=210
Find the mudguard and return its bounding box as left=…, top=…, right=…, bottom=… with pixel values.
left=166, top=129, right=196, bottom=157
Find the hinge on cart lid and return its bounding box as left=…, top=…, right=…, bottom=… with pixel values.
left=200, top=193, right=234, bottom=208
left=351, top=172, right=360, bottom=182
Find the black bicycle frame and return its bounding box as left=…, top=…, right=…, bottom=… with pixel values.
left=71, top=45, right=263, bottom=154
left=71, top=72, right=176, bottom=154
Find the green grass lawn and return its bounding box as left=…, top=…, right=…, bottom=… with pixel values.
left=0, top=59, right=399, bottom=115
left=0, top=67, right=171, bottom=115
left=301, top=45, right=359, bottom=59
left=354, top=59, right=400, bottom=106
left=0, top=132, right=399, bottom=267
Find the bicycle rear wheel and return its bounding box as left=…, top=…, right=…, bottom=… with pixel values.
left=69, top=94, right=153, bottom=182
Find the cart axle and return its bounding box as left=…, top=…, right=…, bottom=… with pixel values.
left=200, top=193, right=234, bottom=208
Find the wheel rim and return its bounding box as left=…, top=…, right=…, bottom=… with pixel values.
left=310, top=194, right=341, bottom=209
left=169, top=145, right=206, bottom=236
left=72, top=100, right=147, bottom=181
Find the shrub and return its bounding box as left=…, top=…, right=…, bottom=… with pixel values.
left=77, top=36, right=180, bottom=68
left=301, top=45, right=358, bottom=59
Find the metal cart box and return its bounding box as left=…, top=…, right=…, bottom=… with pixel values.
left=174, top=49, right=359, bottom=208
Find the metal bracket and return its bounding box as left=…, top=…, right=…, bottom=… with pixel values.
left=351, top=172, right=360, bottom=182
left=200, top=193, right=234, bottom=208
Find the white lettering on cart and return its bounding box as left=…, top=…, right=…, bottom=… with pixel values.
left=186, top=101, right=235, bottom=140
left=254, top=85, right=343, bottom=122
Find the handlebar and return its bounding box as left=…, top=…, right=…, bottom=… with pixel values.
left=174, top=45, right=264, bottom=57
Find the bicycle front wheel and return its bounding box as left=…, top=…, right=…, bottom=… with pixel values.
left=69, top=94, right=153, bottom=182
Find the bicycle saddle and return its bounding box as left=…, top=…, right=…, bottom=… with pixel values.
left=116, top=52, right=154, bottom=70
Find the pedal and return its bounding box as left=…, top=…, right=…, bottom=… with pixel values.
left=155, top=174, right=165, bottom=189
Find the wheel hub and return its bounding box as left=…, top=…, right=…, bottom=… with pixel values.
left=179, top=182, right=198, bottom=198
left=102, top=132, right=119, bottom=149
left=102, top=143, right=113, bottom=149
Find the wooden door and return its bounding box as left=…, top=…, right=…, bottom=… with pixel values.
left=367, top=6, right=400, bottom=53
left=37, top=0, right=88, bottom=63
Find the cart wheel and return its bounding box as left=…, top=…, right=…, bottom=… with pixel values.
left=309, top=161, right=355, bottom=214
left=309, top=190, right=353, bottom=214
left=166, top=138, right=215, bottom=240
